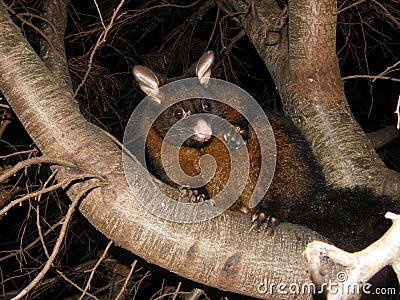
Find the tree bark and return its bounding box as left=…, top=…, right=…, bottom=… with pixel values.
left=40, top=0, right=73, bottom=101
left=226, top=0, right=400, bottom=198
left=0, top=3, right=342, bottom=299
left=367, top=125, right=400, bottom=149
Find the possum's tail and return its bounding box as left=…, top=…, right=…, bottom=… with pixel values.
left=289, top=187, right=398, bottom=251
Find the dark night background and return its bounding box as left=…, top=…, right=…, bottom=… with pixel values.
left=0, top=0, right=399, bottom=299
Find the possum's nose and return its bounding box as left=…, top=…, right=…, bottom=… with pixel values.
left=193, top=119, right=212, bottom=142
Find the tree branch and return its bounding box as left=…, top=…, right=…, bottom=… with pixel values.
left=305, top=212, right=400, bottom=300
left=39, top=0, right=74, bottom=99
left=0, top=156, right=75, bottom=183
left=224, top=0, right=400, bottom=198
left=367, top=125, right=400, bottom=149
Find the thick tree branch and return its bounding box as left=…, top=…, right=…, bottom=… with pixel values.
left=40, top=0, right=73, bottom=100
left=225, top=0, right=400, bottom=198
left=305, top=212, right=400, bottom=300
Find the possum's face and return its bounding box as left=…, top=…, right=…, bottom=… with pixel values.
left=153, top=98, right=223, bottom=148
left=132, top=51, right=219, bottom=148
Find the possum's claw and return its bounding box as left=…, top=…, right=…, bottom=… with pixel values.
left=250, top=211, right=279, bottom=234
left=199, top=199, right=216, bottom=207
left=178, top=185, right=207, bottom=203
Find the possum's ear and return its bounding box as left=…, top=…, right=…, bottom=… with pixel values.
left=133, top=65, right=161, bottom=104
left=196, top=50, right=214, bottom=86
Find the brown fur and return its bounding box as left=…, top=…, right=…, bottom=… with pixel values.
left=134, top=52, right=400, bottom=253
left=144, top=102, right=326, bottom=222
left=134, top=50, right=325, bottom=223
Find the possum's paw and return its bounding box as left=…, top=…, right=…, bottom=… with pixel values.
left=198, top=198, right=216, bottom=207
left=178, top=186, right=207, bottom=203
left=250, top=210, right=279, bottom=234
left=223, top=125, right=248, bottom=150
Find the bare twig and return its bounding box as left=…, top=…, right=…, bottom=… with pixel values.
left=93, top=0, right=105, bottom=30
left=0, top=156, right=75, bottom=183
left=372, top=0, right=400, bottom=30
left=12, top=184, right=102, bottom=300
left=0, top=218, right=63, bottom=263
left=73, top=0, right=125, bottom=99
left=341, top=74, right=400, bottom=83
left=371, top=60, right=400, bottom=83
left=171, top=282, right=182, bottom=300
left=0, top=149, right=38, bottom=160
left=114, top=260, right=137, bottom=300
left=36, top=168, right=60, bottom=258
left=56, top=270, right=100, bottom=300
left=0, top=173, right=102, bottom=217
left=0, top=1, right=57, bottom=51
left=213, top=29, right=246, bottom=72
left=337, top=0, right=366, bottom=15
left=79, top=240, right=113, bottom=300
left=186, top=288, right=204, bottom=300
left=131, top=270, right=151, bottom=299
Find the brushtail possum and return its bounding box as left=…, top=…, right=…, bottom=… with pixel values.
left=133, top=51, right=394, bottom=251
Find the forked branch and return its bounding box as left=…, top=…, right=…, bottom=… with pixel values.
left=305, top=212, right=400, bottom=300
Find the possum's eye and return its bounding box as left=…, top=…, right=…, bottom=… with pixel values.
left=173, top=108, right=184, bottom=120
left=202, top=100, right=211, bottom=112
